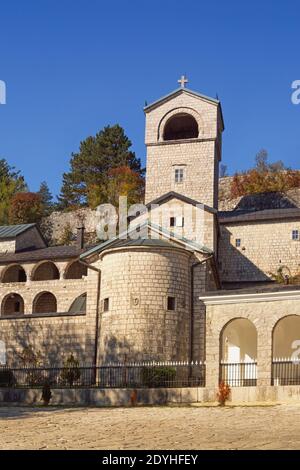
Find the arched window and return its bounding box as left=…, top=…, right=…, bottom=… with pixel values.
left=64, top=261, right=87, bottom=280
left=1, top=264, right=27, bottom=283
left=220, top=318, right=257, bottom=387
left=0, top=341, right=6, bottom=365
left=32, top=261, right=60, bottom=281
left=68, top=293, right=87, bottom=313
left=1, top=293, right=24, bottom=316
left=33, top=292, right=57, bottom=314
left=163, top=113, right=198, bottom=141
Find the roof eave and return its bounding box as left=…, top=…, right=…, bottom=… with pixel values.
left=144, top=87, right=220, bottom=113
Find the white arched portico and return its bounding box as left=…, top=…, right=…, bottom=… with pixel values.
left=220, top=318, right=257, bottom=386
left=272, top=315, right=300, bottom=385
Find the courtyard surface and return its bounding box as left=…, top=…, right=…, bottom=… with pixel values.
left=0, top=404, right=299, bottom=450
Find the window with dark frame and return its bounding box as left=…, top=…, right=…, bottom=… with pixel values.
left=167, top=296, right=176, bottom=311
left=170, top=217, right=184, bottom=228
left=175, top=168, right=184, bottom=183
left=292, top=230, right=299, bottom=241
left=104, top=298, right=109, bottom=312
left=235, top=238, right=241, bottom=248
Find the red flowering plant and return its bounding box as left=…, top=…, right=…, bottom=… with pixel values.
left=217, top=381, right=231, bottom=406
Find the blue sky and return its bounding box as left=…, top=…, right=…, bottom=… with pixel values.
left=0, top=0, right=299, bottom=198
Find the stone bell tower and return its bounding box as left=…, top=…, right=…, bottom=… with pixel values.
left=144, top=76, right=224, bottom=209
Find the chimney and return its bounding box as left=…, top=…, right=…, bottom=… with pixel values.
left=77, top=227, right=85, bottom=250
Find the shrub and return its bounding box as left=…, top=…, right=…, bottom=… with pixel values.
left=58, top=223, right=74, bottom=246
left=217, top=381, right=231, bottom=406
left=18, top=346, right=43, bottom=386
left=60, top=354, right=81, bottom=387
left=41, top=381, right=52, bottom=406
left=0, top=368, right=15, bottom=387
left=141, top=366, right=176, bottom=388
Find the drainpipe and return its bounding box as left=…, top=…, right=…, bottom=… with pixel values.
left=190, top=254, right=214, bottom=367
left=79, top=260, right=102, bottom=370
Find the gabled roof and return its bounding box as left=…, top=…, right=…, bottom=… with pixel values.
left=80, top=221, right=213, bottom=261
left=0, top=223, right=36, bottom=239
left=144, top=191, right=217, bottom=214
left=144, top=87, right=225, bottom=130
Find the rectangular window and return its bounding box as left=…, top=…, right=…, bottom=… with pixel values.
left=103, top=298, right=109, bottom=312
left=292, top=230, right=299, bottom=241
left=170, top=217, right=184, bottom=227
left=235, top=239, right=241, bottom=248
left=167, top=296, right=176, bottom=311
left=175, top=168, right=184, bottom=183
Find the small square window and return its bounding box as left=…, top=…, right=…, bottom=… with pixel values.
left=292, top=230, right=299, bottom=241
left=103, top=298, right=109, bottom=312
left=170, top=217, right=184, bottom=228
left=175, top=168, right=184, bottom=183
left=235, top=239, right=241, bottom=248
left=167, top=296, right=176, bottom=311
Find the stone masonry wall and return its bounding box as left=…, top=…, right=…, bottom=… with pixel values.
left=0, top=314, right=87, bottom=366
left=93, top=247, right=192, bottom=362
left=145, top=141, right=219, bottom=208
left=0, top=259, right=89, bottom=365
left=0, top=240, right=15, bottom=253
left=219, top=219, right=300, bottom=282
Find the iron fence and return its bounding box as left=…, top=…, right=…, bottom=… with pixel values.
left=272, top=359, right=300, bottom=385
left=220, top=361, right=257, bottom=387
left=0, top=361, right=205, bottom=389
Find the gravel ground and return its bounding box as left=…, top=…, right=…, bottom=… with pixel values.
left=0, top=404, right=299, bottom=450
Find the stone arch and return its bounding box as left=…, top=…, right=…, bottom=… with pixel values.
left=272, top=314, right=300, bottom=359
left=32, top=291, right=57, bottom=314
left=158, top=107, right=202, bottom=141
left=1, top=293, right=24, bottom=316
left=220, top=317, right=258, bottom=363
left=1, top=264, right=27, bottom=283
left=64, top=260, right=87, bottom=279
left=220, top=317, right=258, bottom=386
left=31, top=261, right=60, bottom=281
left=68, top=293, right=87, bottom=313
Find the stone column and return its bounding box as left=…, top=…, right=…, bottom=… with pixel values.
left=205, top=307, right=220, bottom=391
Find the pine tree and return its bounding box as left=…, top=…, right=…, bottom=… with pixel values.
left=58, top=125, right=144, bottom=209
left=37, top=181, right=53, bottom=216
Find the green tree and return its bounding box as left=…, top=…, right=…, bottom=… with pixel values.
left=58, top=125, right=144, bottom=209
left=0, top=159, right=27, bottom=224
left=38, top=181, right=53, bottom=216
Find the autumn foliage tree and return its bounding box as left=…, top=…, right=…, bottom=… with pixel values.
left=89, top=166, right=144, bottom=208
left=231, top=149, right=300, bottom=198
left=9, top=192, right=44, bottom=225
left=0, top=158, right=27, bottom=224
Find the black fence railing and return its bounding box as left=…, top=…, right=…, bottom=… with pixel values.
left=0, top=361, right=206, bottom=389
left=220, top=361, right=257, bottom=387
left=272, top=359, right=300, bottom=385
